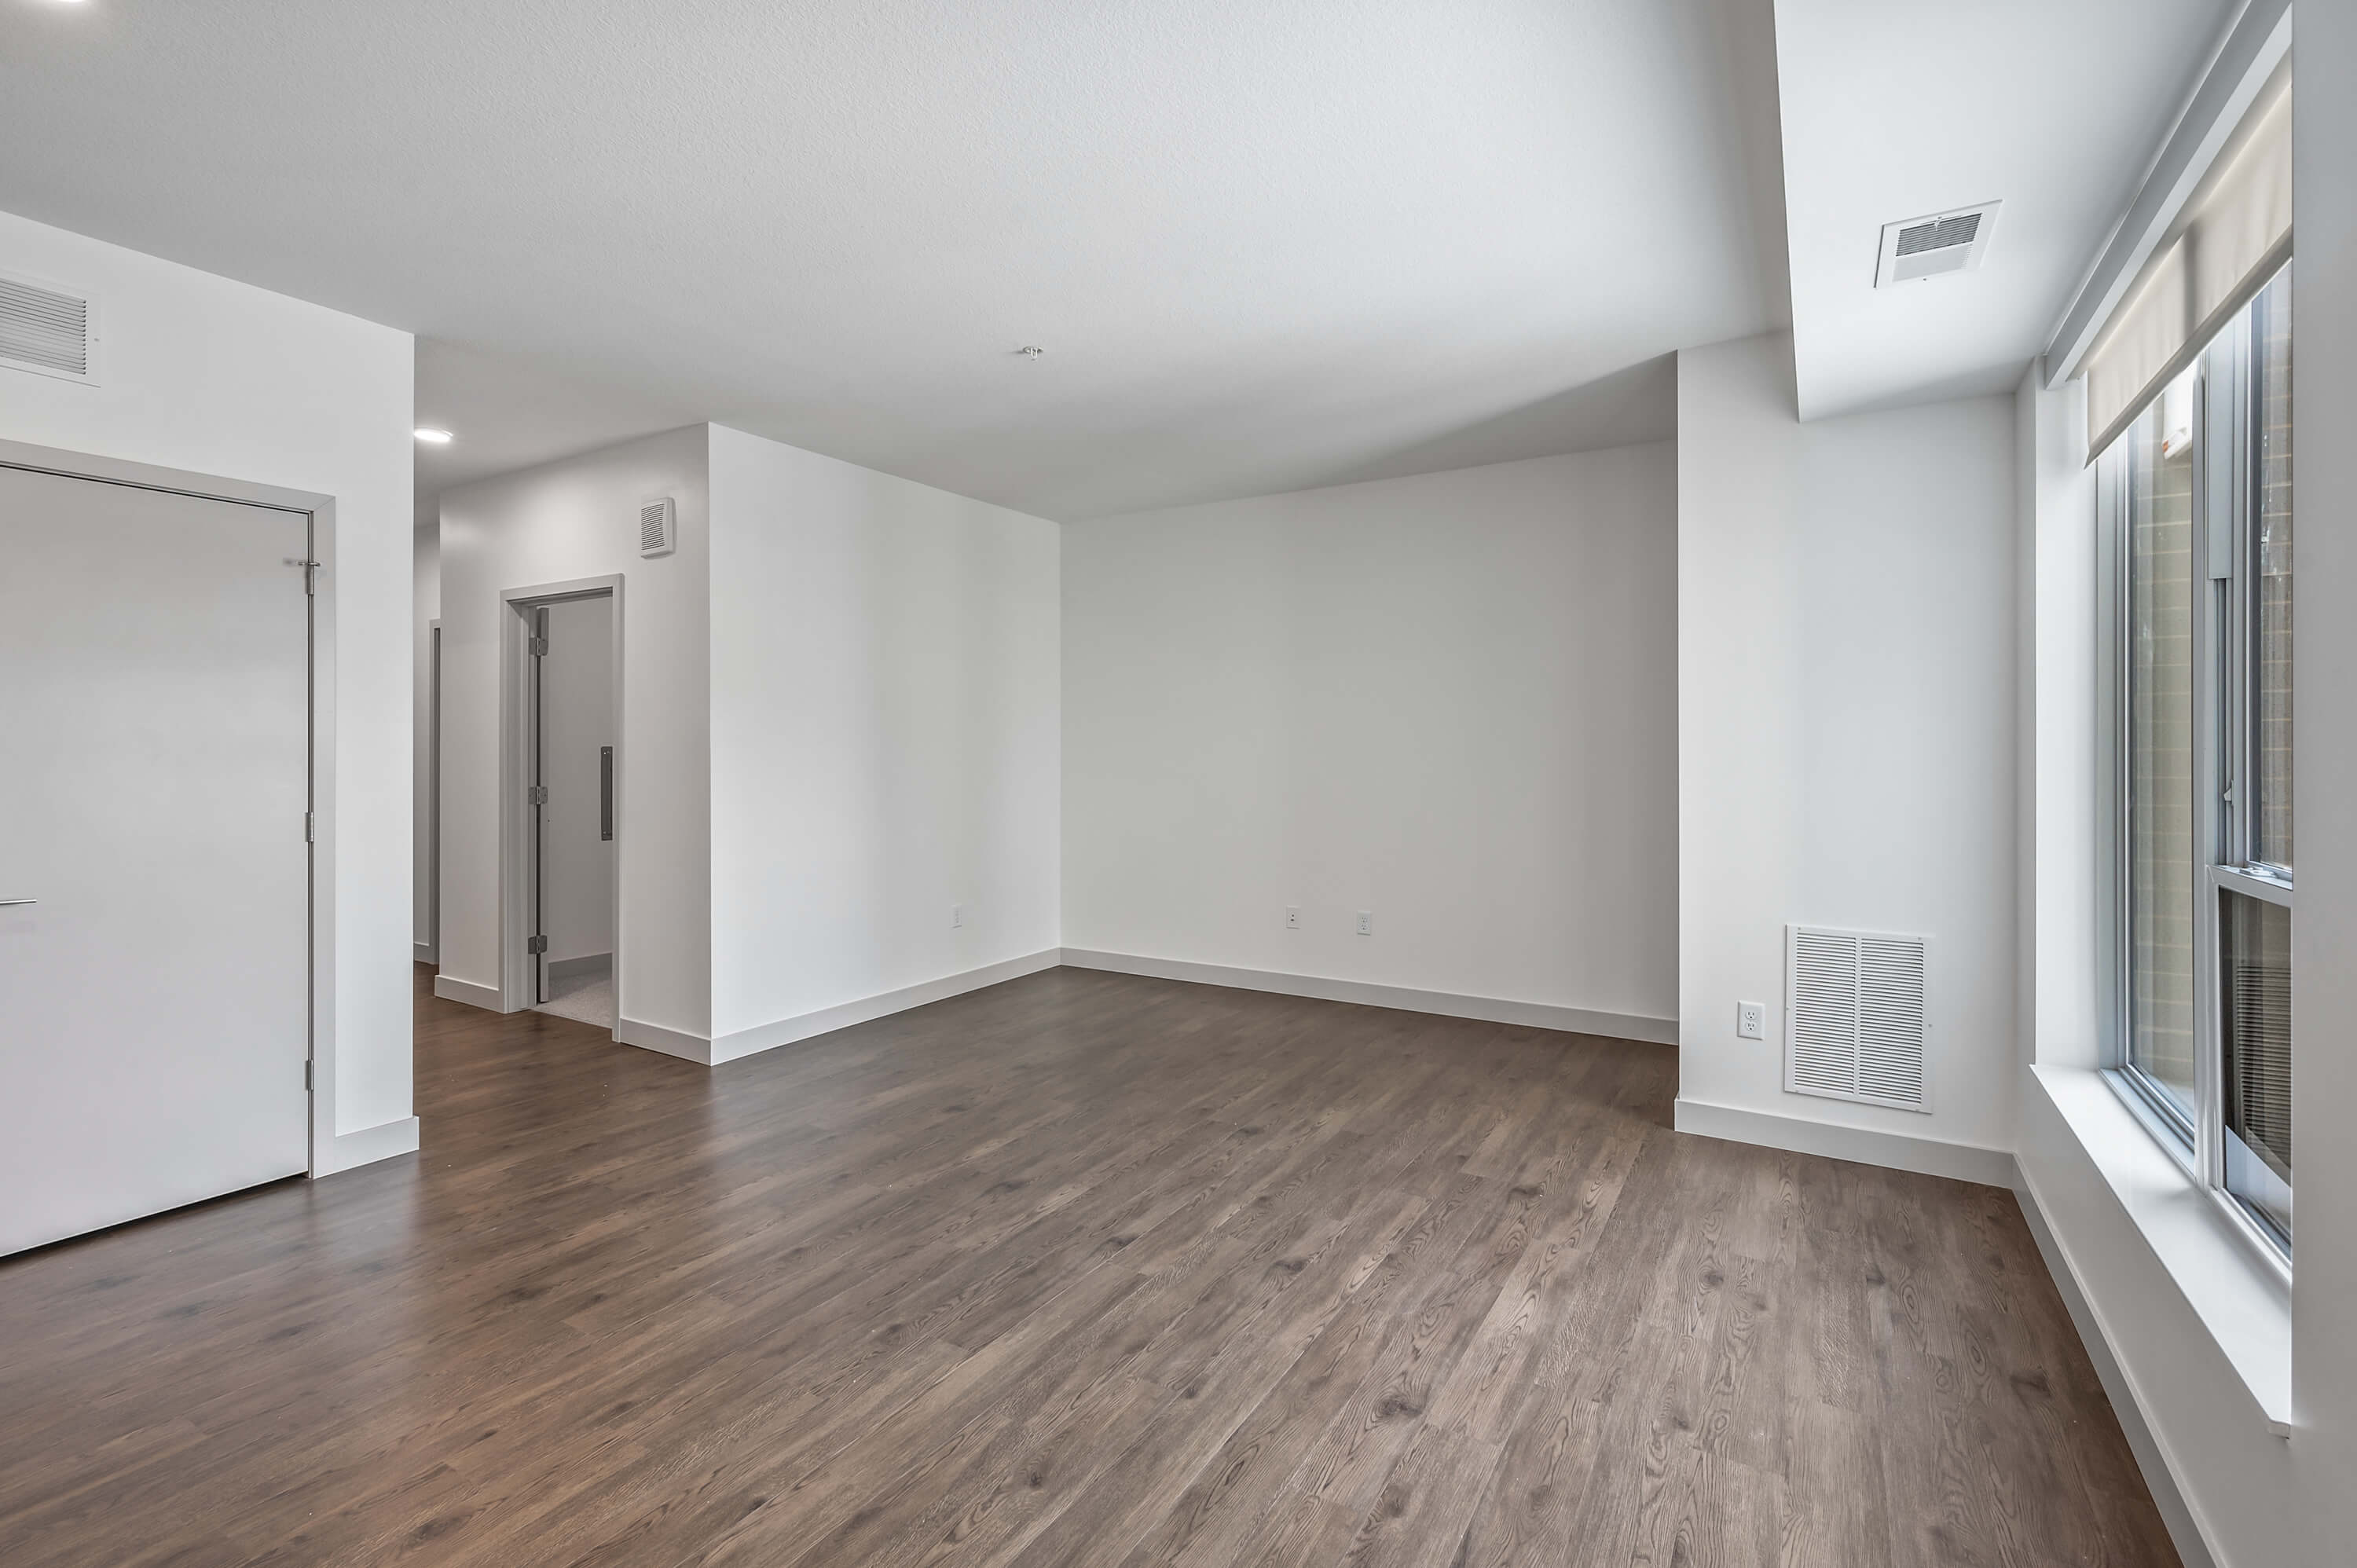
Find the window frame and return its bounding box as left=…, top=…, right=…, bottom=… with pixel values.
left=2099, top=266, right=2293, bottom=1276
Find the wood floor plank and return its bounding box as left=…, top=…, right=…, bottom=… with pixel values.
left=0, top=965, right=2179, bottom=1568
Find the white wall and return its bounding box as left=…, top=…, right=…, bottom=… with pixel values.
left=0, top=207, right=414, bottom=1165
left=539, top=595, right=614, bottom=965
left=1061, top=446, right=1678, bottom=1031
left=2018, top=366, right=2104, bottom=1075
left=2289, top=3, right=2357, bottom=1551
left=413, top=518, right=439, bottom=961
left=706, top=424, right=1062, bottom=1053
left=1677, top=333, right=2017, bottom=1166
left=438, top=427, right=710, bottom=1039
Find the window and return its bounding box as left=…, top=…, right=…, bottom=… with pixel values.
left=2101, top=262, right=2293, bottom=1258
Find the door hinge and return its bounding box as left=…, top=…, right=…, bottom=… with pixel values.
left=304, top=1061, right=313, bottom=1091
left=529, top=636, right=549, bottom=658
left=304, top=811, right=316, bottom=842
left=527, top=934, right=548, bottom=955
left=527, top=785, right=549, bottom=806
left=284, top=557, right=320, bottom=595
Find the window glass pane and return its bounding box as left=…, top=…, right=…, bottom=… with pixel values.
left=2125, top=384, right=2198, bottom=1119
left=2220, top=887, right=2293, bottom=1241
left=2253, top=266, right=2293, bottom=870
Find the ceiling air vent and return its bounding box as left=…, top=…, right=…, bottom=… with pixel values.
left=0, top=269, right=97, bottom=384
left=639, top=496, right=676, bottom=558
left=1875, top=202, right=1999, bottom=288
left=1784, top=924, right=1930, bottom=1111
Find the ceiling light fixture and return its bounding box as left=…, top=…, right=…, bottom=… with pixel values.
left=413, top=427, right=453, bottom=444
left=1016, top=346, right=1044, bottom=359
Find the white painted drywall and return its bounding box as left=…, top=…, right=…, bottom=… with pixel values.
left=413, top=518, right=439, bottom=961
left=706, top=423, right=1062, bottom=1046
left=2290, top=6, right=2357, bottom=1554
left=5, top=3, right=1783, bottom=522
left=1676, top=333, right=2017, bottom=1157
left=1772, top=0, right=2231, bottom=420
left=438, top=427, right=710, bottom=1039
left=0, top=207, right=414, bottom=1159
left=2018, top=367, right=2105, bottom=1074
left=538, top=595, right=614, bottom=965
left=1061, top=445, right=1677, bottom=1028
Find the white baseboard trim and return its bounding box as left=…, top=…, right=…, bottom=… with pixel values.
left=1057, top=948, right=1677, bottom=1045
left=413, top=941, right=437, bottom=965
left=315, top=1115, right=420, bottom=1177
left=431, top=973, right=508, bottom=1012
left=2011, top=1160, right=2218, bottom=1568
left=616, top=1016, right=713, bottom=1065
left=709, top=948, right=1065, bottom=1065
left=1671, top=1096, right=2016, bottom=1188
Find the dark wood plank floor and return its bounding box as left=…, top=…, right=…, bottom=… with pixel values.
left=0, top=965, right=2177, bottom=1567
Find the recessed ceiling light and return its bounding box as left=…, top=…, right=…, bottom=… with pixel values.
left=414, top=427, right=453, bottom=444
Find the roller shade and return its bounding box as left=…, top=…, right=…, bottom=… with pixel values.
left=2084, top=75, right=2291, bottom=457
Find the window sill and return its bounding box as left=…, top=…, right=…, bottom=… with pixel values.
left=2029, top=1064, right=2293, bottom=1437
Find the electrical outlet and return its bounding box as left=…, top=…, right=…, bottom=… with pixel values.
left=1285, top=907, right=1300, bottom=929
left=1736, top=1001, right=1765, bottom=1040
left=1355, top=910, right=1373, bottom=936
left=951, top=904, right=964, bottom=929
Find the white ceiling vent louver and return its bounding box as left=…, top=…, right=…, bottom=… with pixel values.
left=1874, top=202, right=1999, bottom=288
left=1784, top=925, right=1930, bottom=1112
left=638, top=496, right=676, bottom=558
left=0, top=270, right=97, bottom=384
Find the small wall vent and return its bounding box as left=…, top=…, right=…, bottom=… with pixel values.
left=1784, top=924, right=1930, bottom=1112
left=1874, top=202, right=1999, bottom=287
left=0, top=269, right=97, bottom=384
left=639, top=496, right=676, bottom=558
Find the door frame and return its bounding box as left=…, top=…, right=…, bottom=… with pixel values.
left=0, top=437, right=339, bottom=1178
left=420, top=617, right=441, bottom=965
left=497, top=576, right=624, bottom=1029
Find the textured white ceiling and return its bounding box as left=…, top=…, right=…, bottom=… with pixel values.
left=1774, top=0, right=2234, bottom=420
left=2, top=0, right=1783, bottom=519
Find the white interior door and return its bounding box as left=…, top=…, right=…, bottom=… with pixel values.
left=0, top=464, right=311, bottom=1258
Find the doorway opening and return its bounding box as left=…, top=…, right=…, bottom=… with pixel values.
left=502, top=581, right=621, bottom=1033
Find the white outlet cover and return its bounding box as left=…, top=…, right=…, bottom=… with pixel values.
left=1355, top=911, right=1373, bottom=936
left=1736, top=1001, right=1765, bottom=1040
left=1285, top=907, right=1300, bottom=929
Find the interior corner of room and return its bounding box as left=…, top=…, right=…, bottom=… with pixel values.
left=3, top=0, right=2352, bottom=1564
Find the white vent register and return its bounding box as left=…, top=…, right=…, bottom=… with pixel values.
left=1784, top=925, right=1930, bottom=1111
left=1875, top=202, right=1998, bottom=288
left=639, top=496, right=676, bottom=558
left=0, top=270, right=97, bottom=384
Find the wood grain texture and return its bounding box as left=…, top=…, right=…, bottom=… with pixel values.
left=0, top=965, right=2179, bottom=1567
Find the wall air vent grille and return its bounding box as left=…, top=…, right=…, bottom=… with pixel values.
left=1875, top=202, right=1999, bottom=287
left=1783, top=924, right=1930, bottom=1111
left=0, top=271, right=97, bottom=383
left=639, top=496, right=676, bottom=558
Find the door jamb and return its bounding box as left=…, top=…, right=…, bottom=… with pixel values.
left=0, top=437, right=340, bottom=1178
left=422, top=618, right=441, bottom=965
left=497, top=576, right=624, bottom=1032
